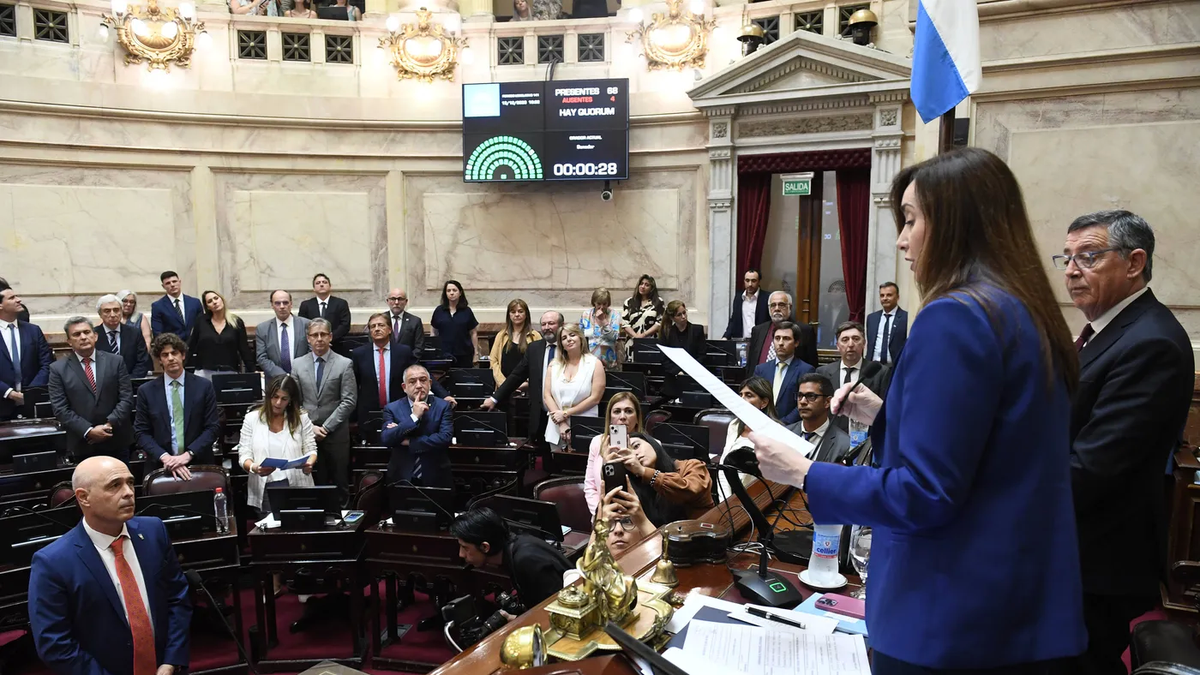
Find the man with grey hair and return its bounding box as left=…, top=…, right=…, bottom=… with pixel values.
left=1058, top=209, right=1194, bottom=675
left=747, top=290, right=818, bottom=368
left=483, top=309, right=564, bottom=446
left=97, top=293, right=151, bottom=376
left=292, top=317, right=357, bottom=506
left=255, top=289, right=311, bottom=379
left=382, top=363, right=454, bottom=490
left=48, top=317, right=134, bottom=463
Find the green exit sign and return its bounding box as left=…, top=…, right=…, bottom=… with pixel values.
left=781, top=172, right=814, bottom=196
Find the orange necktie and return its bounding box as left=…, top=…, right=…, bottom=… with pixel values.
left=111, top=535, right=157, bottom=675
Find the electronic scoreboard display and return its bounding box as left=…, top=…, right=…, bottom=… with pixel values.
left=462, top=78, right=630, bottom=183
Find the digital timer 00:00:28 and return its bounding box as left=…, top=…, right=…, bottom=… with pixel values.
left=551, top=162, right=620, bottom=177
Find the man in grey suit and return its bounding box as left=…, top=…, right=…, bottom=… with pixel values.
left=785, top=373, right=851, bottom=464
left=256, top=290, right=311, bottom=380
left=48, top=317, right=134, bottom=463
left=816, top=321, right=890, bottom=433
left=293, top=318, right=357, bottom=506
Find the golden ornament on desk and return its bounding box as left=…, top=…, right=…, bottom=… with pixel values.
left=500, top=624, right=547, bottom=669
left=649, top=532, right=678, bottom=587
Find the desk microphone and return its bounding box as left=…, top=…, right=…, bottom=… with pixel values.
left=714, top=462, right=803, bottom=609
left=184, top=569, right=259, bottom=675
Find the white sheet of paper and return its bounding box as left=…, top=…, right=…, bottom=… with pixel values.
left=664, top=591, right=746, bottom=633
left=254, top=513, right=281, bottom=530
left=682, top=621, right=870, bottom=675
left=658, top=346, right=814, bottom=456
left=730, top=607, right=839, bottom=635
left=664, top=646, right=748, bottom=675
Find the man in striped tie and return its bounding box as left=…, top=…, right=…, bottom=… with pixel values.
left=48, top=317, right=135, bottom=463
left=29, top=455, right=191, bottom=675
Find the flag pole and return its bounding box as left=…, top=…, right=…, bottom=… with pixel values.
left=938, top=108, right=955, bottom=154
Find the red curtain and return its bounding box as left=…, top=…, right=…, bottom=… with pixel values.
left=836, top=168, right=871, bottom=323
left=738, top=148, right=872, bottom=174
left=736, top=172, right=772, bottom=284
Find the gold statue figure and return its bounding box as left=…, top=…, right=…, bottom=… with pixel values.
left=578, top=514, right=638, bottom=626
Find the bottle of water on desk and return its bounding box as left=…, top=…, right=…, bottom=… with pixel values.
left=213, top=487, right=229, bottom=534
left=809, top=523, right=843, bottom=586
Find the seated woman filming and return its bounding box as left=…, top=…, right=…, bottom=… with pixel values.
left=608, top=433, right=712, bottom=525
left=584, top=392, right=643, bottom=516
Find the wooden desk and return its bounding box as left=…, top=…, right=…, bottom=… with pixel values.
left=428, top=479, right=843, bottom=675
left=247, top=519, right=370, bottom=671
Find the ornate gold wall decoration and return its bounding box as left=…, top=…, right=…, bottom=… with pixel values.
left=379, top=7, right=467, bottom=83
left=102, top=0, right=204, bottom=71
left=626, top=0, right=716, bottom=71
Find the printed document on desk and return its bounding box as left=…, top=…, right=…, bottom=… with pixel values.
left=681, top=621, right=870, bottom=675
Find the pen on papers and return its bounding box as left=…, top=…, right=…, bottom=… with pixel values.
left=745, top=606, right=806, bottom=630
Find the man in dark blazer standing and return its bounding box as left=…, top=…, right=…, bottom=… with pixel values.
left=752, top=322, right=813, bottom=425
left=49, top=317, right=134, bottom=463
left=97, top=294, right=152, bottom=377
left=722, top=268, right=770, bottom=340
left=134, top=333, right=220, bottom=480
left=150, top=270, right=202, bottom=340
left=785, top=373, right=852, bottom=463
left=482, top=310, right=564, bottom=444
left=865, top=282, right=908, bottom=365
left=293, top=318, right=358, bottom=505
left=299, top=273, right=352, bottom=350
left=1061, top=210, right=1195, bottom=675
left=29, top=455, right=191, bottom=675
left=351, top=313, right=452, bottom=433
left=382, top=364, right=454, bottom=489
left=0, top=286, right=53, bottom=421
left=384, top=287, right=425, bottom=355
left=816, top=321, right=890, bottom=433
left=0, top=278, right=31, bottom=323
left=748, top=292, right=818, bottom=368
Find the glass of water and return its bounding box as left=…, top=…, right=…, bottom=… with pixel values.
left=849, top=525, right=871, bottom=600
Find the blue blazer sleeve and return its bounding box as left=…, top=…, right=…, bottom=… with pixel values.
left=156, top=520, right=192, bottom=666
left=134, top=384, right=170, bottom=459
left=381, top=401, right=417, bottom=447
left=30, top=326, right=53, bottom=387
left=28, top=549, right=118, bottom=675
left=805, top=298, right=1003, bottom=532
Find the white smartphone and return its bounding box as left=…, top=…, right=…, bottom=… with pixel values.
left=609, top=423, right=628, bottom=449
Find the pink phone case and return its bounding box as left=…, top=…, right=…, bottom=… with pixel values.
left=815, top=593, right=866, bottom=619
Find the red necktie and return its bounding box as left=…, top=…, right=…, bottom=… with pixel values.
left=377, top=347, right=388, bottom=408
left=82, top=357, right=97, bottom=393
left=111, top=535, right=157, bottom=675
left=1075, top=323, right=1095, bottom=352
left=758, top=325, right=776, bottom=364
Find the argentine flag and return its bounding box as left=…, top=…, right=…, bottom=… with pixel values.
left=911, top=0, right=982, bottom=124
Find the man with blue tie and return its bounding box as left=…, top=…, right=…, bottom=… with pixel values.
left=150, top=271, right=202, bottom=341
left=28, top=455, right=191, bottom=675
left=753, top=321, right=813, bottom=425
left=382, top=364, right=454, bottom=490
left=134, top=333, right=220, bottom=480
left=97, top=294, right=152, bottom=377
left=255, top=290, right=311, bottom=380
left=866, top=282, right=909, bottom=365
left=350, top=313, right=452, bottom=436
left=0, top=287, right=53, bottom=421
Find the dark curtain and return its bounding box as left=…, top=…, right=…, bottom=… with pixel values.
left=736, top=172, right=773, bottom=285
left=836, top=168, right=871, bottom=324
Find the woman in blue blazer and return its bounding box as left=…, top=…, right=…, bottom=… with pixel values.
left=755, top=148, right=1086, bottom=674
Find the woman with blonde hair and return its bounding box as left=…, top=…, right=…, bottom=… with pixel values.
left=489, top=298, right=542, bottom=390
left=543, top=324, right=605, bottom=448
left=117, top=290, right=152, bottom=352
left=584, top=392, right=643, bottom=515
left=188, top=290, right=255, bottom=373
left=580, top=288, right=621, bottom=369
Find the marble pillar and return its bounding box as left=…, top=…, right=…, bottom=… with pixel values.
left=705, top=110, right=735, bottom=338
left=865, top=97, right=905, bottom=317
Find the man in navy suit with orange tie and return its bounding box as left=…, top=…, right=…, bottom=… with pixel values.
left=753, top=321, right=813, bottom=425
left=0, top=287, right=53, bottom=421
left=382, top=364, right=453, bottom=490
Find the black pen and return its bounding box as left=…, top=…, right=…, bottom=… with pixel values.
left=745, top=606, right=806, bottom=630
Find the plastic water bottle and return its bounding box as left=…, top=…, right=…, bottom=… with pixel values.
left=213, top=487, right=230, bottom=534
left=809, top=523, right=843, bottom=585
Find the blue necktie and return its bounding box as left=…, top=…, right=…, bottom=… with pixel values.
left=548, top=345, right=556, bottom=361
left=9, top=325, right=21, bottom=387
left=314, top=356, right=324, bottom=391
left=280, top=323, right=292, bottom=373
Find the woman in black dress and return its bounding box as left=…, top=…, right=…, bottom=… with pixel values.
left=188, top=290, right=255, bottom=372
left=430, top=280, right=480, bottom=367
left=659, top=300, right=706, bottom=400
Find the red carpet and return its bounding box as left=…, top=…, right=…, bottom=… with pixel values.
left=5, top=580, right=454, bottom=674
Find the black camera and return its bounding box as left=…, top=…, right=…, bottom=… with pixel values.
left=440, top=591, right=528, bottom=650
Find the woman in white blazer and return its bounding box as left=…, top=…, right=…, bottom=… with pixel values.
left=237, top=375, right=317, bottom=516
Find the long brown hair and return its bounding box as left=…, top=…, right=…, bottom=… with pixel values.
left=891, top=147, right=1078, bottom=391
left=734, top=376, right=777, bottom=436
left=257, top=375, right=303, bottom=435
left=599, top=391, right=643, bottom=448
left=502, top=298, right=536, bottom=354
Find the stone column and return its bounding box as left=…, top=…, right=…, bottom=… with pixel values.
left=864, top=95, right=905, bottom=316
left=706, top=108, right=735, bottom=338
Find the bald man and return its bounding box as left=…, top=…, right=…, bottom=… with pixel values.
left=384, top=288, right=425, bottom=355
left=28, top=456, right=192, bottom=675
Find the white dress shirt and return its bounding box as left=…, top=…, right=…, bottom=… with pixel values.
left=872, top=311, right=895, bottom=361
left=163, top=373, right=186, bottom=454
left=373, top=342, right=391, bottom=401
left=275, top=317, right=293, bottom=355
left=0, top=318, right=18, bottom=398
left=1085, top=287, right=1150, bottom=346
left=740, top=290, right=761, bottom=339
left=798, top=418, right=830, bottom=459
left=81, top=519, right=153, bottom=631
left=839, top=357, right=863, bottom=387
